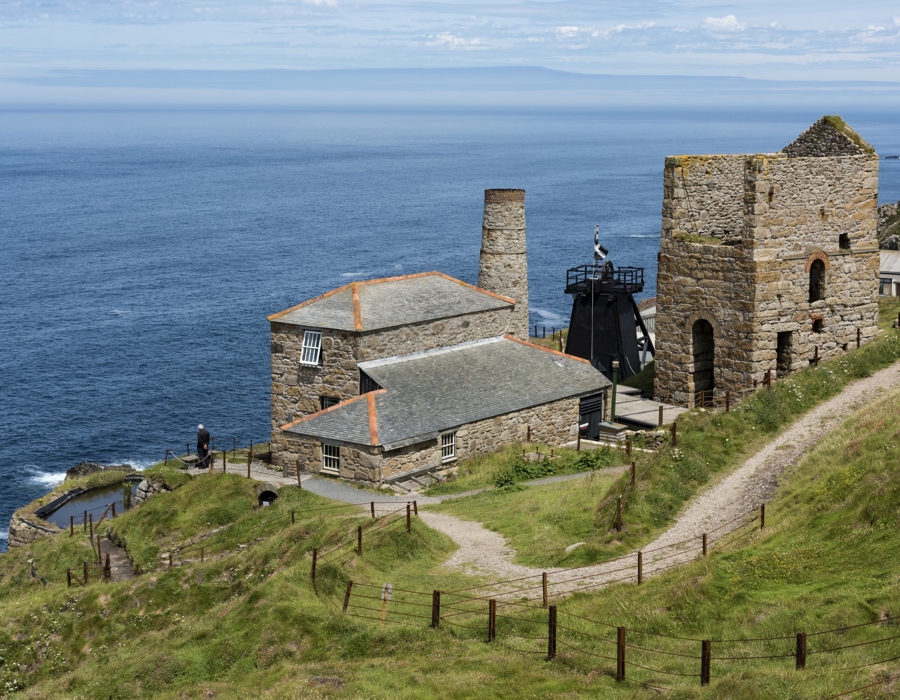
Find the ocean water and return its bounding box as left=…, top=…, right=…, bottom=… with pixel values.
left=2, top=107, right=899, bottom=552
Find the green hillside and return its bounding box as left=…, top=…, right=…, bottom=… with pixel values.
left=2, top=304, right=900, bottom=699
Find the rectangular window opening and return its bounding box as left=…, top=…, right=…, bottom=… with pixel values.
left=301, top=330, right=322, bottom=366
left=320, top=396, right=340, bottom=410
left=322, top=443, right=340, bottom=473
left=441, top=432, right=456, bottom=463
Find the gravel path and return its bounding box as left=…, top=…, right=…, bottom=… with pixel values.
left=420, top=362, right=900, bottom=597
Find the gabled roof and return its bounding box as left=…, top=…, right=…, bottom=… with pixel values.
left=282, top=335, right=610, bottom=451
left=267, top=271, right=514, bottom=333
left=783, top=116, right=875, bottom=158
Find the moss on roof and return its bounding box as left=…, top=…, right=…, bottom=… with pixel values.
left=821, top=115, right=875, bottom=155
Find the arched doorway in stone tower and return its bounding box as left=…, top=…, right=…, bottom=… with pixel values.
left=692, top=319, right=715, bottom=399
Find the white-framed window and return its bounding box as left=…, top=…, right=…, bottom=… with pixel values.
left=320, top=395, right=340, bottom=410
left=301, top=330, right=322, bottom=366
left=322, top=442, right=340, bottom=473
left=441, top=432, right=456, bottom=462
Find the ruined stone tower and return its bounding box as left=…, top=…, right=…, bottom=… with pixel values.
left=654, top=117, right=879, bottom=406
left=478, top=189, right=529, bottom=339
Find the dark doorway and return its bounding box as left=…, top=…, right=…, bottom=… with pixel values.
left=776, top=332, right=793, bottom=378
left=809, top=260, right=826, bottom=303
left=258, top=491, right=278, bottom=507
left=579, top=394, right=605, bottom=440
left=692, top=320, right=715, bottom=396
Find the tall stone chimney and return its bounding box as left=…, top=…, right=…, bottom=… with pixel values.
left=479, top=189, right=529, bottom=339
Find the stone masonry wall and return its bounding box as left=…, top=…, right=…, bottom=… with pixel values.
left=655, top=147, right=879, bottom=406
left=278, top=396, right=584, bottom=485
left=270, top=307, right=513, bottom=467
left=663, top=155, right=745, bottom=243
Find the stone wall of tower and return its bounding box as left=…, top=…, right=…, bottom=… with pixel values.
left=478, top=189, right=529, bottom=339
left=655, top=145, right=879, bottom=406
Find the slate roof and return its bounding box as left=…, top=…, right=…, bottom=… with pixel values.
left=282, top=336, right=611, bottom=451
left=268, top=271, right=514, bottom=332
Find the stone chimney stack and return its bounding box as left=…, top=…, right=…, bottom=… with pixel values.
left=479, top=189, right=529, bottom=339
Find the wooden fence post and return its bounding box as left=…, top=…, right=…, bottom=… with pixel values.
left=83, top=560, right=88, bottom=585
left=357, top=526, right=363, bottom=555
left=96, top=535, right=102, bottom=564
left=813, top=345, right=819, bottom=367
left=370, top=502, right=375, bottom=518
left=297, top=459, right=303, bottom=488
left=89, top=513, right=93, bottom=538
left=222, top=449, right=226, bottom=472
left=83, top=510, right=87, bottom=532
left=796, top=632, right=807, bottom=670
left=247, top=442, right=252, bottom=478
left=406, top=503, right=411, bottom=533
left=760, top=503, right=766, bottom=530
left=637, top=551, right=643, bottom=584
left=626, top=436, right=632, bottom=457
left=616, top=627, right=626, bottom=681
left=630, top=461, right=636, bottom=486
left=311, top=548, right=318, bottom=581
left=542, top=572, right=548, bottom=608
left=70, top=515, right=74, bottom=537
left=547, top=606, right=557, bottom=660
left=342, top=580, right=353, bottom=613
left=104, top=554, right=111, bottom=581
left=576, top=432, right=581, bottom=451
left=702, top=533, right=708, bottom=557
left=671, top=421, right=677, bottom=447
left=615, top=497, right=623, bottom=532
left=111, top=503, right=116, bottom=519
left=658, top=405, right=663, bottom=426
left=701, top=640, right=711, bottom=686
left=168, top=552, right=173, bottom=570
left=413, top=501, right=418, bottom=516
left=526, top=425, right=532, bottom=442
left=726, top=391, right=730, bottom=413
left=699, top=389, right=705, bottom=408
left=857, top=327, right=861, bottom=349
left=67, top=569, right=72, bottom=587
left=431, top=590, right=441, bottom=629
left=765, top=369, right=771, bottom=388
left=291, top=509, right=295, bottom=525
left=488, top=599, right=496, bottom=642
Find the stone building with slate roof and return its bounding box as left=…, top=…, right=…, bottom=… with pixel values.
left=268, top=189, right=611, bottom=484
left=655, top=117, right=880, bottom=406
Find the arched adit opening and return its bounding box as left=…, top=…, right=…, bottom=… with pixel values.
left=809, top=260, right=826, bottom=303
left=692, top=319, right=715, bottom=397
left=258, top=491, right=278, bottom=507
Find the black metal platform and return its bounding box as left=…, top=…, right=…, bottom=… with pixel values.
left=564, top=264, right=645, bottom=296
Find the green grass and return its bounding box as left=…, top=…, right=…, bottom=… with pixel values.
left=424, top=443, right=632, bottom=496
left=425, top=469, right=623, bottom=567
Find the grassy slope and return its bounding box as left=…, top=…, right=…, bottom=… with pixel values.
left=2, top=301, right=900, bottom=698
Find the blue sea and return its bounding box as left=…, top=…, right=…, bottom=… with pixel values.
left=2, top=107, right=899, bottom=551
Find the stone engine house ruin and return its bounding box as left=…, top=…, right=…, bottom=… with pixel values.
left=655, top=117, right=880, bottom=406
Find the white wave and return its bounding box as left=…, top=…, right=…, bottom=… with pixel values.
left=105, top=459, right=154, bottom=471
left=0, top=530, right=8, bottom=540
left=111, top=308, right=130, bottom=315
left=624, top=234, right=659, bottom=238
left=29, top=471, right=66, bottom=487
left=339, top=272, right=367, bottom=278
left=530, top=307, right=566, bottom=325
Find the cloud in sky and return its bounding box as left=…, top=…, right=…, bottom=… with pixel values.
left=0, top=0, right=898, bottom=85
left=701, top=15, right=747, bottom=32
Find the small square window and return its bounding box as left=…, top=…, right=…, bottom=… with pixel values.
left=441, top=432, right=456, bottom=462
left=301, top=330, right=322, bottom=366
left=320, top=396, right=340, bottom=410
left=322, top=443, right=340, bottom=473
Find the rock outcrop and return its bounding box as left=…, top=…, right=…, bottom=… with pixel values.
left=65, top=462, right=134, bottom=480
left=879, top=202, right=900, bottom=247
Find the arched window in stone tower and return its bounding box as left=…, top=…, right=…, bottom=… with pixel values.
left=692, top=319, right=715, bottom=395
left=809, top=259, right=826, bottom=303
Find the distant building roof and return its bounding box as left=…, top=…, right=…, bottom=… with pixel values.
left=880, top=250, right=900, bottom=275
left=282, top=336, right=610, bottom=450
left=268, top=271, right=514, bottom=333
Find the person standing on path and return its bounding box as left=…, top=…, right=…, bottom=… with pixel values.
left=197, top=424, right=211, bottom=469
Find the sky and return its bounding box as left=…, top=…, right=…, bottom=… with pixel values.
left=1, top=1, right=899, bottom=103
